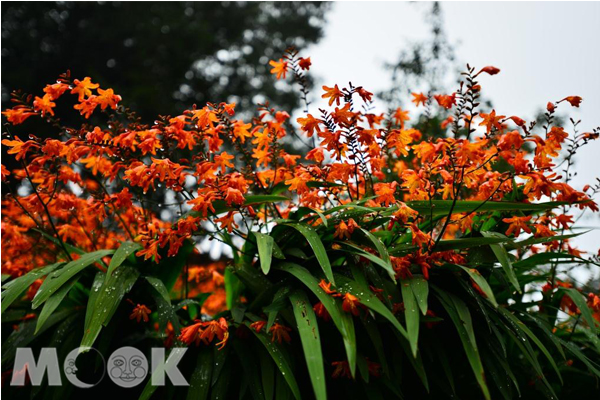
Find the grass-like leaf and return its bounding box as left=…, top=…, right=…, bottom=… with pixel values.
left=278, top=262, right=357, bottom=377
left=289, top=290, right=326, bottom=400
left=80, top=264, right=139, bottom=350
left=283, top=222, right=335, bottom=285
left=106, top=241, right=141, bottom=279
left=32, top=249, right=115, bottom=309
left=254, top=232, right=275, bottom=275
left=1, top=262, right=63, bottom=313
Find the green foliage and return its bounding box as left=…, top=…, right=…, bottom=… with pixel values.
left=2, top=198, right=599, bottom=399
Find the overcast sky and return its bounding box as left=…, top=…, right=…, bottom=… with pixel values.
left=304, top=1, right=600, bottom=282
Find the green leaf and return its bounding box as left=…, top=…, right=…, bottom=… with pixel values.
left=145, top=276, right=171, bottom=303
left=340, top=242, right=396, bottom=283
left=289, top=290, right=326, bottom=400
left=405, top=200, right=564, bottom=215
left=186, top=347, right=213, bottom=400
left=561, top=288, right=598, bottom=334
left=400, top=279, right=419, bottom=357
left=408, top=275, right=429, bottom=315
left=335, top=274, right=409, bottom=340
left=283, top=222, right=334, bottom=285
left=254, top=232, right=275, bottom=275
left=436, top=288, right=490, bottom=400
left=259, top=347, right=275, bottom=400
left=1, top=262, right=63, bottom=313
left=1, top=308, right=75, bottom=365
left=149, top=278, right=180, bottom=335
left=362, top=318, right=388, bottom=376
left=246, top=322, right=302, bottom=400
left=389, top=236, right=513, bottom=255
left=85, top=271, right=105, bottom=331
left=508, top=231, right=586, bottom=249
left=80, top=264, right=140, bottom=350
left=497, top=308, right=563, bottom=384
left=33, top=249, right=115, bottom=309
left=359, top=228, right=395, bottom=282
left=278, top=262, right=357, bottom=377
left=106, top=241, right=141, bottom=279
left=455, top=265, right=498, bottom=307
left=35, top=275, right=79, bottom=334
left=481, top=232, right=521, bottom=293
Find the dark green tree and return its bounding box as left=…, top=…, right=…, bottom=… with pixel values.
left=1, top=1, right=330, bottom=120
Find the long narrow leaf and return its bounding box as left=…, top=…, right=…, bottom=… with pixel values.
left=283, top=222, right=335, bottom=284
left=106, top=241, right=141, bottom=279
left=246, top=322, right=302, bottom=400
left=278, top=262, right=357, bottom=377
left=289, top=290, right=326, bottom=400
left=33, top=249, right=115, bottom=308
left=254, top=232, right=275, bottom=275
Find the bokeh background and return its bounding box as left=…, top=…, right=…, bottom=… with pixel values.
left=2, top=1, right=599, bottom=285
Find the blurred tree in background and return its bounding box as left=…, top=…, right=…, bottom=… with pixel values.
left=1, top=1, right=330, bottom=120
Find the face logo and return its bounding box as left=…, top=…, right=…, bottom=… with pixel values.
left=64, top=359, right=77, bottom=375
left=107, top=347, right=148, bottom=388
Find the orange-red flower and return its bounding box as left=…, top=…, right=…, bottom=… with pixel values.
left=502, top=215, right=533, bottom=237
left=331, top=361, right=352, bottom=379
left=342, top=293, right=361, bottom=316
left=71, top=77, right=99, bottom=100
left=269, top=323, right=292, bottom=343
left=298, top=57, right=311, bottom=70
left=411, top=92, right=428, bottom=107
left=322, top=84, right=343, bottom=107
left=269, top=58, right=288, bottom=80
left=130, top=304, right=151, bottom=323
left=333, top=218, right=359, bottom=240
left=561, top=96, right=582, bottom=107
left=313, top=302, right=331, bottom=322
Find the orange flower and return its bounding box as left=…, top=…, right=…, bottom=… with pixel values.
left=130, top=304, right=151, bottom=323
left=96, top=88, right=122, bottom=110
left=2, top=136, right=40, bottom=161
left=214, top=152, right=235, bottom=173
left=322, top=84, right=343, bottom=106
left=269, top=323, right=292, bottom=343
left=333, top=218, right=359, bottom=240
left=297, top=114, right=321, bottom=137
left=33, top=94, right=56, bottom=117
left=250, top=320, right=267, bottom=333
left=2, top=106, right=37, bottom=124
left=313, top=302, right=331, bottom=322
left=200, top=318, right=230, bottom=349
left=43, top=82, right=70, bottom=100
left=502, top=215, right=533, bottom=237
left=298, top=57, right=311, bottom=70
left=269, top=58, right=288, bottom=80
left=393, top=107, right=410, bottom=129
left=411, top=92, right=428, bottom=107
left=319, top=279, right=339, bottom=296
left=71, top=77, right=99, bottom=101
left=342, top=293, right=361, bottom=316
left=479, top=109, right=506, bottom=134
left=374, top=182, right=397, bottom=206
left=410, top=223, right=433, bottom=249
left=178, top=321, right=204, bottom=346
left=477, top=66, right=500, bottom=76
left=306, top=147, right=325, bottom=163
left=224, top=187, right=245, bottom=206
left=561, top=96, right=582, bottom=107
left=434, top=93, right=456, bottom=109
left=331, top=361, right=352, bottom=379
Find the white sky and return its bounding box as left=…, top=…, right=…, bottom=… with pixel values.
left=305, top=1, right=600, bottom=281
